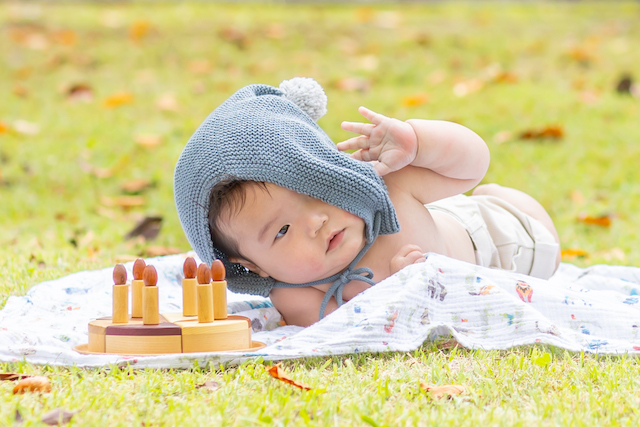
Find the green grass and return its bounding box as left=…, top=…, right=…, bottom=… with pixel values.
left=1, top=1, right=640, bottom=425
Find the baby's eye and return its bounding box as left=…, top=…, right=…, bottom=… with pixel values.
left=276, top=225, right=289, bottom=239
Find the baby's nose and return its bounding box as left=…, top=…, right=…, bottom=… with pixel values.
left=307, top=213, right=328, bottom=237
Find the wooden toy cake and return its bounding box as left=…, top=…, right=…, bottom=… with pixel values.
left=74, top=258, right=265, bottom=356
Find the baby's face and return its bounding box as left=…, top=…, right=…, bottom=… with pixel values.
left=220, top=183, right=366, bottom=284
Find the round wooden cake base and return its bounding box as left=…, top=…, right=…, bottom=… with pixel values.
left=75, top=313, right=265, bottom=356
left=73, top=340, right=266, bottom=356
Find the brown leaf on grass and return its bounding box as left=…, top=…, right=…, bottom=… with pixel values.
left=12, top=376, right=51, bottom=394
left=104, top=92, right=134, bottom=108
left=196, top=380, right=220, bottom=391
left=121, top=178, right=153, bottom=194
left=52, top=29, right=77, bottom=46
left=335, top=77, right=371, bottom=93
left=41, top=408, right=77, bottom=426
left=493, top=71, right=518, bottom=84
left=402, top=94, right=428, bottom=107
left=125, top=216, right=162, bottom=240
left=493, top=130, right=512, bottom=144
left=66, top=84, right=93, bottom=103
left=577, top=213, right=612, bottom=227
left=13, top=120, right=40, bottom=135
left=0, top=373, right=32, bottom=381
left=420, top=383, right=465, bottom=399
left=219, top=26, right=249, bottom=49
left=518, top=125, right=564, bottom=140
left=188, top=59, right=212, bottom=75
left=156, top=94, right=179, bottom=112
left=266, top=364, right=311, bottom=390
left=567, top=46, right=594, bottom=66
left=561, top=248, right=589, bottom=259
left=436, top=339, right=461, bottom=350
left=355, top=6, right=374, bottom=23
left=134, top=134, right=163, bottom=149
left=100, top=196, right=146, bottom=209
left=13, top=83, right=29, bottom=98
left=144, top=246, right=183, bottom=257
left=15, top=408, right=23, bottom=424
left=130, top=20, right=151, bottom=41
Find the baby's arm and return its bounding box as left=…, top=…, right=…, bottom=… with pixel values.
left=269, top=286, right=339, bottom=327
left=339, top=107, right=490, bottom=203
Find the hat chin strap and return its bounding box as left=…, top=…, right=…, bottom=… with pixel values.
left=274, top=212, right=381, bottom=321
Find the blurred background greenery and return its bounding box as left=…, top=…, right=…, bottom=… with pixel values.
left=1, top=1, right=639, bottom=305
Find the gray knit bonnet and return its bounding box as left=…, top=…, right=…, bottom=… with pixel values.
left=174, top=77, right=400, bottom=313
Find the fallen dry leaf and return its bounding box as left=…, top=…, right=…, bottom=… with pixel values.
left=134, top=134, right=163, bottom=149
left=144, top=246, right=183, bottom=257
left=13, top=83, right=29, bottom=98
left=15, top=408, right=23, bottom=424
left=453, top=79, right=484, bottom=97
left=561, top=248, right=589, bottom=259
left=130, top=20, right=151, bottom=41
left=13, top=376, right=51, bottom=394
left=188, top=59, right=212, bottom=74
left=267, top=364, right=311, bottom=390
left=196, top=380, right=220, bottom=391
left=104, top=92, right=134, bottom=108
left=420, top=383, right=465, bottom=399
left=41, top=408, right=77, bottom=426
left=519, top=125, right=564, bottom=140
left=66, top=83, right=93, bottom=103
left=101, top=195, right=146, bottom=209
left=577, top=213, right=612, bottom=227
left=436, top=339, right=461, bottom=350
left=402, top=94, right=428, bottom=107
left=125, top=216, right=162, bottom=240
left=219, top=26, right=249, bottom=49
left=335, top=77, right=370, bottom=93
left=493, top=130, right=512, bottom=144
left=593, top=247, right=626, bottom=262
left=0, top=373, right=32, bottom=381
left=52, top=29, right=77, bottom=46
left=156, top=94, right=179, bottom=112
left=493, top=71, right=518, bottom=84
left=13, top=120, right=40, bottom=135
left=121, top=178, right=153, bottom=194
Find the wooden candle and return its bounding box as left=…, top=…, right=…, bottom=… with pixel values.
left=131, top=258, right=145, bottom=318
left=196, top=263, right=214, bottom=323
left=112, top=264, right=129, bottom=324
left=142, top=265, right=159, bottom=325
left=211, top=259, right=228, bottom=320
left=182, top=257, right=198, bottom=317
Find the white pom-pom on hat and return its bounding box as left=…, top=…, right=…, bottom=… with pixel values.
left=279, top=77, right=328, bottom=122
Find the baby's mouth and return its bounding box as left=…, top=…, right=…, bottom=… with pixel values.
left=327, top=229, right=345, bottom=252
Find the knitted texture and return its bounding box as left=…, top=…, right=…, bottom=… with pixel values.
left=173, top=79, right=400, bottom=297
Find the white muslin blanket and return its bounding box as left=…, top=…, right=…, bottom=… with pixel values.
left=1, top=253, right=640, bottom=368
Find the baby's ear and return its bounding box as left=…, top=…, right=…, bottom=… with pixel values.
left=228, top=257, right=270, bottom=278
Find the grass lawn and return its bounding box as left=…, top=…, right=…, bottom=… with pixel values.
left=1, top=1, right=640, bottom=425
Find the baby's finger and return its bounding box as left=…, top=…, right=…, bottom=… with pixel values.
left=341, top=121, right=375, bottom=136
left=336, top=136, right=370, bottom=152
left=373, top=161, right=393, bottom=176
left=358, top=106, right=387, bottom=125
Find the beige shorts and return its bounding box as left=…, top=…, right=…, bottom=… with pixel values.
left=426, top=195, right=559, bottom=279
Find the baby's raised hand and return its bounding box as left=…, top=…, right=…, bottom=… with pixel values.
left=389, top=244, right=426, bottom=275
left=337, top=106, right=418, bottom=176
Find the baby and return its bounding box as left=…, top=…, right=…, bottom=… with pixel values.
left=174, top=78, right=560, bottom=327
